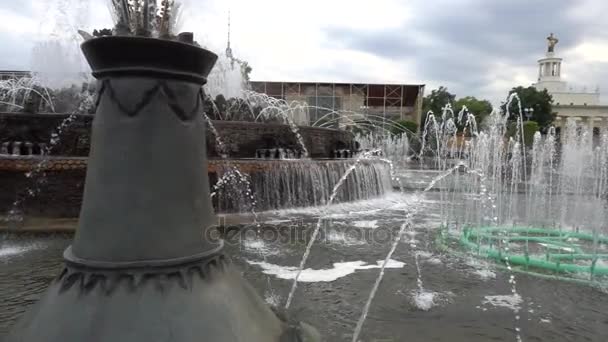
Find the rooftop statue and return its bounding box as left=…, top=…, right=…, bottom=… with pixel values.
left=547, top=33, right=559, bottom=53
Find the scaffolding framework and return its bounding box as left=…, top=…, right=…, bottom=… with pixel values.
left=250, top=81, right=425, bottom=127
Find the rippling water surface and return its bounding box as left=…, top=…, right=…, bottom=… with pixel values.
left=2, top=193, right=608, bottom=341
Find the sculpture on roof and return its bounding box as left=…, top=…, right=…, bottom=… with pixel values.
left=547, top=33, right=559, bottom=53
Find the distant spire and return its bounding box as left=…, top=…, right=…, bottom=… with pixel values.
left=225, top=11, right=233, bottom=59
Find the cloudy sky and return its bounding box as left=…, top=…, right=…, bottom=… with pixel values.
left=1, top=0, right=608, bottom=104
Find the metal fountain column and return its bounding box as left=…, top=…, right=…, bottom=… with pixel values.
left=7, top=34, right=319, bottom=342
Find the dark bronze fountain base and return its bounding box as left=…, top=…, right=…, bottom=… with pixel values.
left=8, top=252, right=319, bottom=342
left=7, top=35, right=320, bottom=341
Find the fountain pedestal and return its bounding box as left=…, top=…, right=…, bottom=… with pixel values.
left=7, top=36, right=319, bottom=342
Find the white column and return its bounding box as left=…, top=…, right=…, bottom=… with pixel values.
left=583, top=116, right=594, bottom=134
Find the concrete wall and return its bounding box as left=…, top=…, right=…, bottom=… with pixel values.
left=0, top=112, right=358, bottom=219
left=552, top=92, right=600, bottom=106
left=554, top=105, right=608, bottom=118
left=554, top=106, right=608, bottom=130
left=0, top=158, right=373, bottom=218
left=0, top=168, right=86, bottom=218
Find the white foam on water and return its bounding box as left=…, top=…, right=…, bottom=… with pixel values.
left=426, top=257, right=442, bottom=265
left=475, top=269, right=497, bottom=280
left=264, top=293, right=281, bottom=307
left=0, top=243, right=39, bottom=259
left=482, top=294, right=523, bottom=312
left=270, top=192, right=419, bottom=219
left=352, top=220, right=379, bottom=229
left=416, top=251, right=442, bottom=265
left=540, top=318, right=552, bottom=324
left=0, top=246, right=27, bottom=258
left=406, top=230, right=419, bottom=237
left=263, top=219, right=292, bottom=225
left=242, top=239, right=281, bottom=256
left=325, top=230, right=365, bottom=246
left=416, top=251, right=433, bottom=258
left=411, top=289, right=437, bottom=311
left=246, top=259, right=405, bottom=283
left=465, top=258, right=497, bottom=280
left=538, top=243, right=575, bottom=253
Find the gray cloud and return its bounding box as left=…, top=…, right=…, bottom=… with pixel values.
left=322, top=0, right=601, bottom=100
left=326, top=0, right=580, bottom=60
left=1, top=0, right=607, bottom=103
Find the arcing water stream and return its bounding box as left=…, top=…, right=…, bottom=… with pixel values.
left=2, top=5, right=608, bottom=337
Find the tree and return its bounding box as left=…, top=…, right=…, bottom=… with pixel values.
left=454, top=96, right=493, bottom=125
left=506, top=120, right=540, bottom=147
left=421, top=86, right=456, bottom=131
left=523, top=121, right=540, bottom=147
left=501, top=86, right=555, bottom=129
left=422, top=86, right=456, bottom=116
left=390, top=119, right=418, bottom=135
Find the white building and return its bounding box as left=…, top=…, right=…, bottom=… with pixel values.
left=532, top=34, right=608, bottom=133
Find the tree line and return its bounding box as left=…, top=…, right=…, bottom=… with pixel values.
left=420, top=85, right=555, bottom=131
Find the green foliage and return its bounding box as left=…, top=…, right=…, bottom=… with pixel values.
left=422, top=86, right=455, bottom=116
left=506, top=121, right=518, bottom=138
left=421, top=86, right=455, bottom=131
left=391, top=119, right=418, bottom=135
left=454, top=96, right=493, bottom=125
left=506, top=120, right=540, bottom=147
left=522, top=121, right=539, bottom=147
left=421, top=87, right=494, bottom=132
left=502, top=86, right=555, bottom=129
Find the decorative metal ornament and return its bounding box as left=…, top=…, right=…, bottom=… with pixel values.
left=7, top=35, right=319, bottom=342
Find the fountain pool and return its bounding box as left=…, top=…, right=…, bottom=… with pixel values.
left=1, top=191, right=607, bottom=341
left=1, top=1, right=607, bottom=339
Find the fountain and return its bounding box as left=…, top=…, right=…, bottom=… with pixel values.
left=3, top=89, right=608, bottom=340
left=3, top=2, right=608, bottom=342
left=425, top=101, right=608, bottom=285
left=0, top=41, right=386, bottom=221
left=5, top=1, right=320, bottom=341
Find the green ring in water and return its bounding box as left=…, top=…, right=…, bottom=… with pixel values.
left=437, top=226, right=608, bottom=283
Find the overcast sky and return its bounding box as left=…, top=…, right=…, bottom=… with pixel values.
left=1, top=0, right=608, bottom=104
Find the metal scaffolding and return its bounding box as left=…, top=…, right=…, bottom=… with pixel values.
left=250, top=81, right=425, bottom=127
